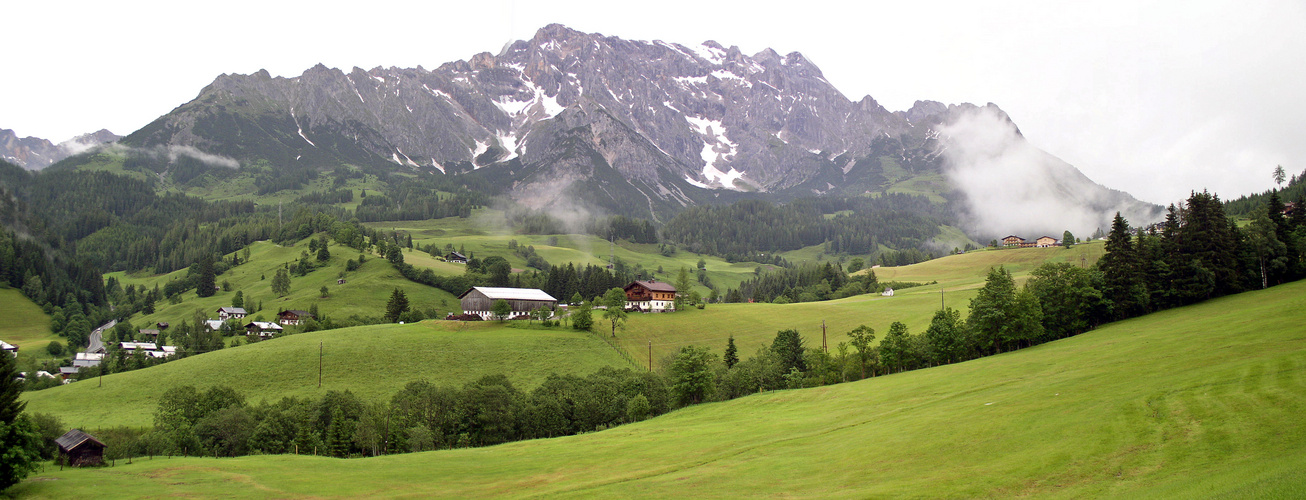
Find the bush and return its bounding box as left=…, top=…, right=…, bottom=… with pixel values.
left=45, top=341, right=64, bottom=357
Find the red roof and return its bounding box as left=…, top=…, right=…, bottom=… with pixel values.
left=626, top=280, right=677, bottom=293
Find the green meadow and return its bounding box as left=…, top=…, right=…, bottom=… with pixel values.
left=20, top=321, right=630, bottom=428
left=0, top=288, right=59, bottom=365
left=107, top=239, right=461, bottom=330
left=13, top=277, right=1305, bottom=498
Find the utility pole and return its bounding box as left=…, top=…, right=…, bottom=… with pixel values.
left=941, top=287, right=945, bottom=311
left=822, top=320, right=827, bottom=352
left=648, top=340, right=652, bottom=372
left=318, top=341, right=323, bottom=388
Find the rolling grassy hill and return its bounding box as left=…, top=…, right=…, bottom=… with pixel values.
left=20, top=321, right=631, bottom=428
left=35, top=242, right=1106, bottom=427
left=369, top=214, right=835, bottom=296
left=107, top=239, right=461, bottom=331
left=0, top=288, right=60, bottom=366
left=618, top=241, right=1107, bottom=363
left=13, top=277, right=1305, bottom=498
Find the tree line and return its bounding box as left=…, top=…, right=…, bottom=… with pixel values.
left=659, top=195, right=945, bottom=262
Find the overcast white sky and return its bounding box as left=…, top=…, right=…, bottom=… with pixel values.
left=4, top=0, right=1303, bottom=204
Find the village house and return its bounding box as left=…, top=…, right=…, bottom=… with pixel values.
left=1, top=340, right=16, bottom=357
left=445, top=251, right=468, bottom=264
left=217, top=307, right=248, bottom=321
left=277, top=310, right=314, bottom=325
left=1001, top=235, right=1025, bottom=247
left=882, top=288, right=895, bottom=297
left=244, top=321, right=284, bottom=339
left=56, top=429, right=106, bottom=467
left=119, top=342, right=158, bottom=355
left=624, top=280, right=677, bottom=312
left=71, top=352, right=103, bottom=372
left=138, top=329, right=160, bottom=339
left=458, top=287, right=558, bottom=320
left=203, top=320, right=225, bottom=332
left=1035, top=236, right=1059, bottom=247
left=146, top=346, right=177, bottom=358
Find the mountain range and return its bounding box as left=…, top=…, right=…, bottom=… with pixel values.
left=1, top=128, right=120, bottom=170
left=41, top=24, right=1161, bottom=235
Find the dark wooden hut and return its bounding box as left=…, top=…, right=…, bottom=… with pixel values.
left=56, top=429, right=106, bottom=466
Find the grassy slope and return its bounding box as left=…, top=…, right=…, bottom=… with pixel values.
left=619, top=241, right=1107, bottom=363
left=14, top=279, right=1306, bottom=499
left=107, top=239, right=461, bottom=330
left=370, top=215, right=778, bottom=296
left=20, top=321, right=631, bottom=428
left=0, top=288, right=59, bottom=365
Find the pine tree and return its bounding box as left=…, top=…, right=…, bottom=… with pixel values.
left=196, top=254, right=216, bottom=298
left=385, top=288, right=410, bottom=323
left=1098, top=213, right=1148, bottom=319
left=723, top=335, right=739, bottom=369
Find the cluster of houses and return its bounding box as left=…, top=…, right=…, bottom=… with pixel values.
left=1001, top=235, right=1060, bottom=248
left=205, top=306, right=315, bottom=339
left=454, top=279, right=682, bottom=320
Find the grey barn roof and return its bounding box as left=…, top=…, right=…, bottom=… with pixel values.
left=56, top=429, right=105, bottom=452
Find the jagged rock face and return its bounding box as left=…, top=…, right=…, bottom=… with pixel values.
left=118, top=24, right=1157, bottom=225
left=0, top=128, right=120, bottom=170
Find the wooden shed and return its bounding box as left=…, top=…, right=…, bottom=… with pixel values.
left=56, top=429, right=106, bottom=467
left=458, top=287, right=557, bottom=320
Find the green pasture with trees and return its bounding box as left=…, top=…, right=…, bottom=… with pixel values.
left=10, top=278, right=1306, bottom=498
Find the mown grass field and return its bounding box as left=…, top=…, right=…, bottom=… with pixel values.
left=20, top=321, right=631, bottom=428
left=14, top=278, right=1305, bottom=498
left=107, top=239, right=461, bottom=331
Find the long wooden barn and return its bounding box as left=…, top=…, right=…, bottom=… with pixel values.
left=458, top=287, right=558, bottom=320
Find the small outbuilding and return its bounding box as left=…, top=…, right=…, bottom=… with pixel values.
left=56, top=429, right=106, bottom=467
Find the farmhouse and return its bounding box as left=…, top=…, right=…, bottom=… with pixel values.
left=446, top=251, right=468, bottom=264
left=1002, top=235, right=1025, bottom=247
left=138, top=329, right=160, bottom=338
left=244, top=321, right=284, bottom=339
left=203, top=320, right=225, bottom=332
left=458, top=287, right=558, bottom=320
left=624, top=280, right=677, bottom=312
left=217, top=307, right=248, bottom=321
left=119, top=342, right=158, bottom=354
left=277, top=310, right=314, bottom=325
left=1, top=340, right=15, bottom=356
left=56, top=429, right=106, bottom=467
left=1035, top=236, right=1059, bottom=247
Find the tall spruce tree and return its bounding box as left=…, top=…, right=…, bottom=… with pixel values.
left=1098, top=213, right=1148, bottom=320
left=196, top=254, right=216, bottom=298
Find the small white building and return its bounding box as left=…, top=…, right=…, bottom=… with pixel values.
left=882, top=288, right=895, bottom=297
